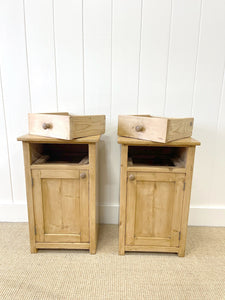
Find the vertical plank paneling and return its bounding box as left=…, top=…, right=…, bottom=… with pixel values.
left=211, top=73, right=225, bottom=206
left=83, top=0, right=111, bottom=116
left=0, top=0, right=225, bottom=223
left=111, top=0, right=142, bottom=204
left=83, top=0, right=112, bottom=206
left=191, top=0, right=225, bottom=206
left=0, top=0, right=30, bottom=203
left=54, top=0, right=84, bottom=113
left=138, top=0, right=172, bottom=115
left=165, top=0, right=202, bottom=116
left=111, top=0, right=142, bottom=117
left=24, top=0, right=58, bottom=112
left=0, top=72, right=12, bottom=204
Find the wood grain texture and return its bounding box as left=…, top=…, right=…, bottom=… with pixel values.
left=70, top=115, right=105, bottom=139
left=118, top=115, right=193, bottom=143
left=20, top=136, right=101, bottom=253
left=22, top=142, right=37, bottom=253
left=118, top=136, right=197, bottom=255
left=125, top=172, right=185, bottom=248
left=28, top=113, right=105, bottom=140
left=36, top=242, right=90, bottom=250
left=89, top=143, right=97, bottom=254
left=118, top=136, right=200, bottom=147
left=80, top=170, right=89, bottom=242
left=125, top=245, right=178, bottom=253
left=17, top=134, right=101, bottom=144
left=178, top=147, right=195, bottom=256
left=118, top=145, right=128, bottom=255
left=32, top=167, right=90, bottom=246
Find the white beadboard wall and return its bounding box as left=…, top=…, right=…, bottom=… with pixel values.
left=0, top=0, right=225, bottom=226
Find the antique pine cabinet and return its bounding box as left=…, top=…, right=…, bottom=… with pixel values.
left=118, top=136, right=200, bottom=256
left=18, top=134, right=100, bottom=254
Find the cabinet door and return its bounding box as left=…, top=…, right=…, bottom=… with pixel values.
left=126, top=172, right=185, bottom=247
left=32, top=169, right=89, bottom=243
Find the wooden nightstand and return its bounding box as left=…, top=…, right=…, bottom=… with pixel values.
left=118, top=136, right=200, bottom=256
left=18, top=134, right=100, bottom=254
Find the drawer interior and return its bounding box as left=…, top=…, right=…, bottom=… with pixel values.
left=31, top=143, right=89, bottom=165
left=128, top=146, right=187, bottom=168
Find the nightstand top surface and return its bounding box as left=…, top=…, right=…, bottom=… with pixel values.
left=117, top=136, right=200, bottom=146
left=17, top=134, right=101, bottom=144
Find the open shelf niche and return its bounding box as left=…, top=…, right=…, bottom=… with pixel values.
left=31, top=143, right=89, bottom=165
left=128, top=146, right=187, bottom=168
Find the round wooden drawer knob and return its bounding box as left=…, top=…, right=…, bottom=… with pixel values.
left=80, top=173, right=86, bottom=179
left=135, top=125, right=143, bottom=132
left=129, top=174, right=135, bottom=181
left=42, top=123, right=51, bottom=130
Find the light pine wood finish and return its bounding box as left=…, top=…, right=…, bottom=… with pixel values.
left=178, top=147, right=196, bottom=257
left=118, top=115, right=194, bottom=143
left=18, top=134, right=101, bottom=144
left=89, top=143, right=98, bottom=254
left=19, top=135, right=101, bottom=253
left=22, top=142, right=37, bottom=253
left=28, top=113, right=105, bottom=140
left=118, top=136, right=200, bottom=147
left=118, top=137, right=200, bottom=256
left=119, top=145, right=128, bottom=255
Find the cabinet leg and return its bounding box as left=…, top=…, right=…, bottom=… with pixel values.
left=89, top=247, right=96, bottom=255
left=30, top=246, right=38, bottom=254
left=178, top=247, right=185, bottom=257
left=119, top=244, right=125, bottom=255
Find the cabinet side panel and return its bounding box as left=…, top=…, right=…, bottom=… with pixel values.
left=23, top=142, right=37, bottom=253
left=89, top=143, right=97, bottom=254
left=178, top=147, right=196, bottom=256
left=119, top=145, right=128, bottom=255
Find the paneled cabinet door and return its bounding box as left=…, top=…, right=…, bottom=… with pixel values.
left=32, top=169, right=89, bottom=243
left=126, top=172, right=185, bottom=248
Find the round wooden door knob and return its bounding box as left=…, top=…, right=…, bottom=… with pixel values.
left=80, top=173, right=86, bottom=179
left=129, top=174, right=135, bottom=181
left=135, top=125, right=143, bottom=132
left=42, top=123, right=51, bottom=130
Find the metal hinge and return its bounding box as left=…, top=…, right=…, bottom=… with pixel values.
left=179, top=232, right=181, bottom=240
left=183, top=182, right=185, bottom=190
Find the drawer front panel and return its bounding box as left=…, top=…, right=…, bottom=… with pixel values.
left=29, top=113, right=71, bottom=140
left=118, top=115, right=168, bottom=142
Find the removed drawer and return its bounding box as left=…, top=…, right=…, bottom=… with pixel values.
left=118, top=115, right=193, bottom=143
left=29, top=113, right=105, bottom=140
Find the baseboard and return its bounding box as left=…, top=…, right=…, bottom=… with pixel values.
left=0, top=203, right=224, bottom=226
left=0, top=203, right=28, bottom=222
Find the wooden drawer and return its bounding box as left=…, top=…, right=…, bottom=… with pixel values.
left=29, top=112, right=105, bottom=140
left=118, top=115, right=193, bottom=143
